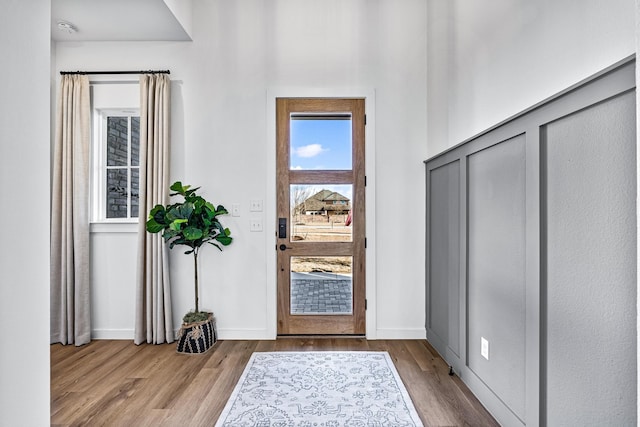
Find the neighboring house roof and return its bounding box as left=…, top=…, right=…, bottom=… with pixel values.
left=296, top=189, right=351, bottom=213
left=307, top=189, right=349, bottom=203
left=323, top=192, right=349, bottom=202
left=302, top=198, right=325, bottom=211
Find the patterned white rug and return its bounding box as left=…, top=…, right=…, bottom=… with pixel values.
left=215, top=351, right=424, bottom=426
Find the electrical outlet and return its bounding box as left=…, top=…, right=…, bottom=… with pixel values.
left=231, top=203, right=240, bottom=217
left=250, top=218, right=263, bottom=232
left=250, top=199, right=263, bottom=212
left=481, top=337, right=489, bottom=360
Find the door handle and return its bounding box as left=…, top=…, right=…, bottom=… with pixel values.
left=278, top=218, right=287, bottom=238
left=279, top=244, right=291, bottom=251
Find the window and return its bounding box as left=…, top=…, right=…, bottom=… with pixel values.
left=93, top=109, right=140, bottom=222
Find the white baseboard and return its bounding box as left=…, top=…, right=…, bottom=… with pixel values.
left=217, top=329, right=273, bottom=340
left=374, top=328, right=427, bottom=340
left=92, top=329, right=134, bottom=340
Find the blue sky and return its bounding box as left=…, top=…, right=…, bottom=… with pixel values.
left=290, top=118, right=352, bottom=170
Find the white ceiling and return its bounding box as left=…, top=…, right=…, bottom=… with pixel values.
left=51, top=0, right=192, bottom=42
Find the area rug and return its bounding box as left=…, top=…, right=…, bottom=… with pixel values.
left=215, top=351, right=424, bottom=426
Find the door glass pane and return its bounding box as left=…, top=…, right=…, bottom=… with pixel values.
left=290, top=184, right=352, bottom=243
left=290, top=256, right=352, bottom=315
left=290, top=114, right=352, bottom=170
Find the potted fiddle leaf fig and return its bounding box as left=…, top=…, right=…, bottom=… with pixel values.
left=146, top=181, right=233, bottom=353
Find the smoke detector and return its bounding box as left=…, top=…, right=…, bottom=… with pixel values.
left=57, top=21, right=78, bottom=34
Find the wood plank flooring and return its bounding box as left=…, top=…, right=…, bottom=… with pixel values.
left=51, top=339, right=499, bottom=426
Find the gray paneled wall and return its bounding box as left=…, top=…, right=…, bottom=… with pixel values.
left=424, top=58, right=636, bottom=426
left=544, top=91, right=636, bottom=426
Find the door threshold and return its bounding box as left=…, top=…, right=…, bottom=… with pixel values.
left=277, top=334, right=366, bottom=339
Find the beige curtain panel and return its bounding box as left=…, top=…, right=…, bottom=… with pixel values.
left=50, top=75, right=91, bottom=346
left=135, top=74, right=173, bottom=344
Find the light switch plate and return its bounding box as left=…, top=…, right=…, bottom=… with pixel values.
left=250, top=218, right=263, bottom=232
left=250, top=199, right=263, bottom=212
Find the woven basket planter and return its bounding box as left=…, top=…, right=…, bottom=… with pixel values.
left=176, top=313, right=217, bottom=354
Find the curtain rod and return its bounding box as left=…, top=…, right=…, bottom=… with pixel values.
left=60, top=70, right=170, bottom=75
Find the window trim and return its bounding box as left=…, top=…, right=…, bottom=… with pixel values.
left=91, top=108, right=141, bottom=224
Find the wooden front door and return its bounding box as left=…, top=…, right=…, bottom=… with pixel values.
left=276, top=98, right=366, bottom=335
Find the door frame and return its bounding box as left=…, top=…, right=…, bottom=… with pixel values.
left=266, top=88, right=377, bottom=339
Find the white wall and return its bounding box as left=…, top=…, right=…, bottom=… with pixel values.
left=0, top=0, right=50, bottom=425
left=55, top=0, right=428, bottom=340
left=427, top=0, right=636, bottom=156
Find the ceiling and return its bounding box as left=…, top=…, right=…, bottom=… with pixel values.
left=51, top=0, right=192, bottom=42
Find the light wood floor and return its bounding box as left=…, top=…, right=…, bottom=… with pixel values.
left=51, top=339, right=499, bottom=426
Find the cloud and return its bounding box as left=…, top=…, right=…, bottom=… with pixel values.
left=294, top=144, right=327, bottom=158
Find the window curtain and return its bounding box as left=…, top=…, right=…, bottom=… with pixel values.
left=50, top=75, right=91, bottom=346
left=134, top=74, right=173, bottom=344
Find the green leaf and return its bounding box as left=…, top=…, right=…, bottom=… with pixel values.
left=167, top=203, right=193, bottom=221
left=146, top=218, right=164, bottom=233
left=166, top=207, right=179, bottom=221
left=216, top=235, right=232, bottom=246
left=184, top=187, right=200, bottom=199
left=193, top=196, right=205, bottom=210
left=216, top=205, right=228, bottom=215
left=183, top=226, right=203, bottom=241
left=148, top=204, right=166, bottom=220
left=169, top=218, right=188, bottom=231
left=170, top=181, right=187, bottom=194
left=180, top=203, right=194, bottom=219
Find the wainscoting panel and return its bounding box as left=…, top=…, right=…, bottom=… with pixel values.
left=467, top=135, right=526, bottom=422
left=544, top=90, right=637, bottom=426
left=424, top=57, right=636, bottom=426
left=427, top=160, right=460, bottom=358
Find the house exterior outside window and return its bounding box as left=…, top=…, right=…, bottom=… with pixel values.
left=93, top=110, right=140, bottom=222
